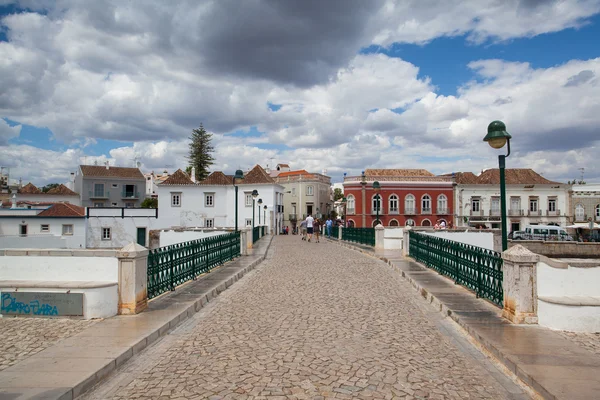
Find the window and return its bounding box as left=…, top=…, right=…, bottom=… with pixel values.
left=291, top=187, right=296, bottom=196
left=205, top=218, right=214, bottom=228
left=94, top=183, right=104, bottom=197
left=245, top=219, right=252, bottom=227
left=372, top=195, right=382, bottom=213
left=422, top=219, right=431, bottom=227
left=510, top=197, right=521, bottom=210
left=421, top=195, right=431, bottom=213
left=548, top=198, right=557, bottom=212
left=389, top=219, right=399, bottom=227
left=171, top=193, right=181, bottom=207
left=491, top=197, right=500, bottom=213
left=529, top=198, right=538, bottom=212
left=102, top=227, right=111, bottom=240
left=94, top=202, right=104, bottom=207
left=112, top=184, right=118, bottom=188
left=405, top=194, right=415, bottom=213
left=471, top=198, right=480, bottom=212
left=19, top=224, right=27, bottom=237
left=346, top=195, right=355, bottom=214
left=575, top=204, right=585, bottom=221
left=205, top=193, right=214, bottom=207
left=596, top=205, right=600, bottom=219
left=245, top=193, right=253, bottom=206
left=307, top=186, right=314, bottom=196
left=62, top=224, right=73, bottom=235
left=437, top=195, right=447, bottom=213
left=40, top=224, right=50, bottom=233
left=123, top=184, right=136, bottom=198
left=111, top=202, right=118, bottom=207
left=405, top=219, right=415, bottom=227
left=389, top=195, right=399, bottom=213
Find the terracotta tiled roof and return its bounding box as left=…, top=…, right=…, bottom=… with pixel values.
left=476, top=169, right=560, bottom=185
left=80, top=165, right=144, bottom=179
left=19, top=183, right=42, bottom=194
left=159, top=169, right=195, bottom=185
left=277, top=163, right=290, bottom=168
left=198, top=171, right=234, bottom=185
left=453, top=172, right=478, bottom=184
left=46, top=184, right=79, bottom=196
left=241, top=165, right=275, bottom=185
left=365, top=169, right=435, bottom=177
left=277, top=170, right=314, bottom=178
left=37, top=203, right=85, bottom=217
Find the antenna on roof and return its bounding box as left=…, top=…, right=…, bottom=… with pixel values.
left=579, top=167, right=585, bottom=182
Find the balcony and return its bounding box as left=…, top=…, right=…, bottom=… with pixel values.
left=575, top=214, right=587, bottom=222
left=405, top=207, right=416, bottom=215
left=437, top=208, right=448, bottom=215
left=89, top=190, right=110, bottom=199
left=470, top=209, right=483, bottom=217
left=421, top=208, right=432, bottom=215
left=508, top=209, right=524, bottom=217
left=371, top=208, right=383, bottom=215
left=346, top=208, right=355, bottom=215
left=528, top=209, right=542, bottom=216
left=546, top=209, right=561, bottom=217
left=288, top=213, right=297, bottom=221
left=596, top=214, right=600, bottom=222
left=389, top=207, right=399, bottom=215
left=121, top=190, right=140, bottom=199
left=489, top=209, right=501, bottom=217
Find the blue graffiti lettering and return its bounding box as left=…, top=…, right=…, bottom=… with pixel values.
left=1, top=293, right=59, bottom=316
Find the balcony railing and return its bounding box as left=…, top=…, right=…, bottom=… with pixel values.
left=389, top=207, right=399, bottom=215
left=596, top=214, right=600, bottom=222
left=405, top=207, right=416, bottom=214
left=89, top=190, right=110, bottom=199
left=575, top=214, right=587, bottom=222
left=288, top=213, right=297, bottom=221
left=546, top=209, right=560, bottom=216
left=489, top=209, right=501, bottom=217
left=421, top=208, right=432, bottom=215
left=371, top=208, right=383, bottom=215
left=470, top=209, right=483, bottom=216
left=528, top=209, right=542, bottom=216
left=347, top=208, right=355, bottom=215
left=508, top=209, right=524, bottom=216
left=121, top=190, right=140, bottom=199
left=437, top=208, right=448, bottom=215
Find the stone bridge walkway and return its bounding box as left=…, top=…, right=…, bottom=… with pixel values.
left=83, top=236, right=530, bottom=400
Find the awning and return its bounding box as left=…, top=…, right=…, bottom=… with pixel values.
left=564, top=222, right=600, bottom=230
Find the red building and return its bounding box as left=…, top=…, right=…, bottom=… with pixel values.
left=342, top=169, right=454, bottom=227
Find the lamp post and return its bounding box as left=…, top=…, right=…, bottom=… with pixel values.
left=361, top=170, right=367, bottom=227
left=341, top=196, right=347, bottom=227
left=233, top=169, right=244, bottom=232
left=252, top=190, right=259, bottom=229
left=263, top=205, right=267, bottom=229
left=258, top=198, right=263, bottom=224
left=483, top=120, right=512, bottom=251
left=373, top=181, right=381, bottom=227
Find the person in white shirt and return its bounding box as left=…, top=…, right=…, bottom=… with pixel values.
left=305, top=214, right=314, bottom=242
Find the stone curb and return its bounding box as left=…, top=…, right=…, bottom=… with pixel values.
left=329, top=239, right=554, bottom=400
left=38, top=236, right=275, bottom=400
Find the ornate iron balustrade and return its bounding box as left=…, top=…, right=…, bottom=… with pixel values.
left=408, top=231, right=503, bottom=307
left=253, top=226, right=260, bottom=243
left=342, top=227, right=375, bottom=246
left=147, top=232, right=240, bottom=299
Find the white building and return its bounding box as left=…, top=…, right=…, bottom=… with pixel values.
left=453, top=169, right=570, bottom=232
left=85, top=207, right=159, bottom=248
left=156, top=165, right=285, bottom=234
left=0, top=200, right=87, bottom=248
left=144, top=170, right=171, bottom=198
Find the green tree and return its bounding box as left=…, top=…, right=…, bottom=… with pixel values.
left=187, top=123, right=215, bottom=181
left=141, top=197, right=158, bottom=208
left=329, top=210, right=338, bottom=220
left=333, top=188, right=343, bottom=201
left=42, top=183, right=60, bottom=193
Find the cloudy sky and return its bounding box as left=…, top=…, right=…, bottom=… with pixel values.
left=1, top=0, right=599, bottom=185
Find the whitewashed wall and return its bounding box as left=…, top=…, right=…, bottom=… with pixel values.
left=159, top=230, right=229, bottom=247
left=0, top=218, right=86, bottom=249
left=383, top=228, right=404, bottom=250
left=423, top=231, right=495, bottom=251
left=16, top=194, right=81, bottom=206
left=86, top=208, right=159, bottom=249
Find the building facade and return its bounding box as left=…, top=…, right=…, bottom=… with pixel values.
left=272, top=168, right=332, bottom=230
left=570, top=184, right=600, bottom=224
left=156, top=165, right=285, bottom=234
left=453, top=169, right=570, bottom=232
left=343, top=169, right=454, bottom=228
left=74, top=165, right=146, bottom=208
left=16, top=183, right=81, bottom=206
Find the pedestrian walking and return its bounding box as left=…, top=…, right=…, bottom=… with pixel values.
left=314, top=218, right=321, bottom=243
left=299, top=220, right=307, bottom=240
left=305, top=214, right=314, bottom=242
left=326, top=217, right=332, bottom=238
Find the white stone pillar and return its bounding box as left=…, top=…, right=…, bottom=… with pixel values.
left=375, top=224, right=385, bottom=250
left=240, top=228, right=250, bottom=255
left=402, top=226, right=411, bottom=257
left=117, top=242, right=149, bottom=315
left=338, top=226, right=343, bottom=240
left=502, top=244, right=539, bottom=324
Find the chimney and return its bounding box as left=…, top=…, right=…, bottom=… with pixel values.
left=11, top=193, right=17, bottom=209
left=191, top=167, right=196, bottom=183
left=105, top=161, right=109, bottom=170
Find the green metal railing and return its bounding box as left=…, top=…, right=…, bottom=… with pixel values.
left=409, top=231, right=503, bottom=307
left=342, top=227, right=375, bottom=246
left=330, top=226, right=339, bottom=239
left=147, top=232, right=240, bottom=299
left=253, top=226, right=260, bottom=243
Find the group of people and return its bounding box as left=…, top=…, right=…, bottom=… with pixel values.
left=293, top=215, right=335, bottom=242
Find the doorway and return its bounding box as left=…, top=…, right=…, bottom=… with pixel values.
left=511, top=222, right=520, bottom=233
left=137, top=227, right=147, bottom=247
left=307, top=204, right=313, bottom=216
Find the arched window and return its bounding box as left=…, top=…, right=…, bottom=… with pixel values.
left=371, top=194, right=382, bottom=214
left=422, top=195, right=431, bottom=214
left=422, top=219, right=432, bottom=227
left=389, top=195, right=399, bottom=214
left=346, top=195, right=355, bottom=215
left=405, top=194, right=415, bottom=214
left=405, top=219, right=415, bottom=227
left=372, top=219, right=382, bottom=227
left=347, top=219, right=355, bottom=228
left=575, top=204, right=585, bottom=221
left=437, top=194, right=447, bottom=214
left=389, top=219, right=399, bottom=227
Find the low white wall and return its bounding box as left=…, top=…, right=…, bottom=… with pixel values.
left=159, top=230, right=229, bottom=247
left=423, top=231, right=494, bottom=251
left=383, top=228, right=404, bottom=250
left=538, top=301, right=600, bottom=332
left=0, top=252, right=119, bottom=282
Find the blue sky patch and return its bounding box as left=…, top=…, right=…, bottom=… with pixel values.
left=267, top=102, right=282, bottom=112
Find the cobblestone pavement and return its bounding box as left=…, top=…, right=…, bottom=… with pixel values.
left=557, top=331, right=600, bottom=355
left=0, top=317, right=97, bottom=371
left=85, top=236, right=530, bottom=400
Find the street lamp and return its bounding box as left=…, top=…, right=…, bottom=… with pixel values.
left=252, top=190, right=259, bottom=229
left=258, top=198, right=263, bottom=224
left=263, top=205, right=267, bottom=228
left=233, top=169, right=244, bottom=232
left=483, top=120, right=512, bottom=251
left=373, top=181, right=381, bottom=227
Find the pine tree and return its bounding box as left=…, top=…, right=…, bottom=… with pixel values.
left=187, top=123, right=215, bottom=181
